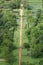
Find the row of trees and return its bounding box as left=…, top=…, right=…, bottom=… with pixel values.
left=0, top=9, right=17, bottom=65
left=24, top=9, right=43, bottom=65
left=27, top=9, right=43, bottom=57
left=0, top=0, right=20, bottom=9
left=0, top=0, right=32, bottom=10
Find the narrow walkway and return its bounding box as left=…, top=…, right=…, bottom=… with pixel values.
left=0, top=58, right=6, bottom=61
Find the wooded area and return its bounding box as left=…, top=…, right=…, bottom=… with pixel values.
left=0, top=0, right=43, bottom=65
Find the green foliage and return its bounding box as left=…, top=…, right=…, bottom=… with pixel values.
left=34, top=9, right=41, bottom=26
left=27, top=9, right=43, bottom=58
left=0, top=9, right=17, bottom=65
left=23, top=43, right=30, bottom=50
left=0, top=0, right=21, bottom=9
left=21, top=62, right=27, bottom=65
left=39, top=59, right=43, bottom=65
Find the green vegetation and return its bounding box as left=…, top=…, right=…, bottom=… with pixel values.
left=0, top=0, right=43, bottom=65
left=0, top=9, right=17, bottom=65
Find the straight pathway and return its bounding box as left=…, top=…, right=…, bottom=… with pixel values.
left=0, top=58, right=6, bottom=61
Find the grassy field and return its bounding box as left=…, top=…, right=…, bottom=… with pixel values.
left=0, top=62, right=6, bottom=65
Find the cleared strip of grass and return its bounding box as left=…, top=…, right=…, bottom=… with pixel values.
left=0, top=61, right=6, bottom=65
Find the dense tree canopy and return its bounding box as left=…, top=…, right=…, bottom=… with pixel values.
left=27, top=9, right=43, bottom=58
left=0, top=0, right=43, bottom=65
left=0, top=9, right=17, bottom=65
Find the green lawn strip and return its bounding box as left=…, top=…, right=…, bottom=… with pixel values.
left=0, top=61, right=6, bottom=65
left=21, top=55, right=40, bottom=65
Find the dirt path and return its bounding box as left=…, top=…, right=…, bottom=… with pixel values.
left=0, top=58, right=6, bottom=61
left=18, top=4, right=23, bottom=65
